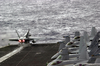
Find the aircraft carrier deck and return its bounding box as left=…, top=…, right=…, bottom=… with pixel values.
left=0, top=45, right=19, bottom=58
left=0, top=43, right=59, bottom=66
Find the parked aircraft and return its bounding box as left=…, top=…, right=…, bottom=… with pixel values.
left=47, top=27, right=100, bottom=66
left=47, top=38, right=89, bottom=66
left=74, top=47, right=100, bottom=66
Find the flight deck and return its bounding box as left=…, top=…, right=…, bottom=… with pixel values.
left=0, top=43, right=59, bottom=66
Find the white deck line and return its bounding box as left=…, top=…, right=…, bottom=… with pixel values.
left=0, top=46, right=24, bottom=63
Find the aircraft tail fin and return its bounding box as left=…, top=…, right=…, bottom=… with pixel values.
left=78, top=36, right=89, bottom=60
left=90, top=27, right=97, bottom=38
left=89, top=31, right=100, bottom=51
left=58, top=41, right=65, bottom=51
left=79, top=40, right=89, bottom=60
left=15, top=30, right=20, bottom=38
left=60, top=47, right=69, bottom=60
left=84, top=31, right=89, bottom=43
left=58, top=36, right=70, bottom=51
left=25, top=29, right=30, bottom=38
left=75, top=31, right=80, bottom=37
left=63, top=36, right=70, bottom=44
left=79, top=36, right=84, bottom=53
left=74, top=31, right=80, bottom=41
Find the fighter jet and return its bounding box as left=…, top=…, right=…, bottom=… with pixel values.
left=74, top=45, right=100, bottom=66
left=51, top=35, right=87, bottom=60
left=47, top=40, right=89, bottom=66
left=9, top=29, right=36, bottom=44
left=51, top=31, right=81, bottom=60
left=89, top=27, right=97, bottom=41
left=47, top=32, right=100, bottom=66
left=9, top=29, right=64, bottom=46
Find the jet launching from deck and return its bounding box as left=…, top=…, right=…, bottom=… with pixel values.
left=9, top=29, right=36, bottom=44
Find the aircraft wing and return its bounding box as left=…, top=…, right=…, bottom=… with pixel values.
left=29, top=37, right=46, bottom=41
left=9, top=38, right=19, bottom=41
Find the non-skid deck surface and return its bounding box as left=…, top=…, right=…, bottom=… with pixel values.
left=0, top=44, right=59, bottom=66
left=0, top=45, right=19, bottom=58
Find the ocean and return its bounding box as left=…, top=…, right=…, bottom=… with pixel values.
left=0, top=0, right=100, bottom=47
